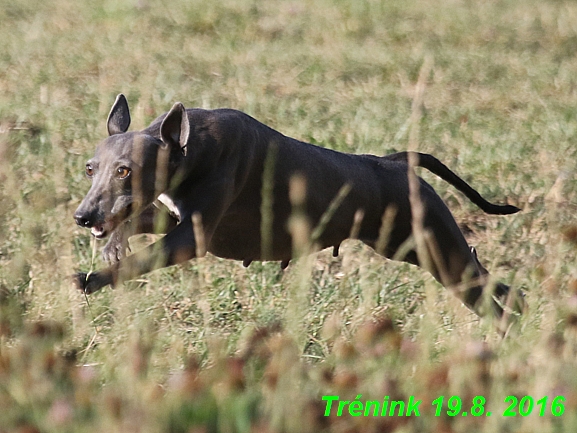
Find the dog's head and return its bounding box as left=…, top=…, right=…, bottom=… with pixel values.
left=74, top=94, right=190, bottom=238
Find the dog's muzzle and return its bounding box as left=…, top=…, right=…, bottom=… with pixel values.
left=74, top=211, right=94, bottom=229
left=74, top=210, right=109, bottom=239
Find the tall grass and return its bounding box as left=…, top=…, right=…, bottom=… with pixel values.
left=1, top=0, right=577, bottom=431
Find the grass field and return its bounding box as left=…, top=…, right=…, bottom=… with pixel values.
left=1, top=0, right=577, bottom=431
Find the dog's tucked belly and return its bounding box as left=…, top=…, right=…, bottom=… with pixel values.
left=209, top=216, right=293, bottom=261
left=208, top=206, right=291, bottom=260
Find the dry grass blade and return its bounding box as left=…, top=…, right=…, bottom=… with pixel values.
left=261, top=142, right=278, bottom=260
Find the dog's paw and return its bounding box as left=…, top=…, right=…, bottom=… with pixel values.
left=72, top=272, right=88, bottom=292
left=493, top=282, right=527, bottom=316
left=102, top=232, right=129, bottom=264
left=71, top=272, right=106, bottom=295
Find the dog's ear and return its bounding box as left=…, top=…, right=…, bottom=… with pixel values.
left=160, top=102, right=190, bottom=156
left=107, top=94, right=131, bottom=136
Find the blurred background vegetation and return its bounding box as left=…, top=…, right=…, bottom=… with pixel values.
left=1, top=0, right=577, bottom=431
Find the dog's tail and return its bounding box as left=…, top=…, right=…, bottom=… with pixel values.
left=385, top=151, right=520, bottom=215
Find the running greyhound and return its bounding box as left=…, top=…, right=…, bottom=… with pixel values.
left=73, top=94, right=525, bottom=323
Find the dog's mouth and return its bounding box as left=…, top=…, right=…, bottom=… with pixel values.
left=91, top=223, right=108, bottom=239
left=89, top=202, right=134, bottom=239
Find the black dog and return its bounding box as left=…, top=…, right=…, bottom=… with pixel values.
left=74, top=94, right=524, bottom=323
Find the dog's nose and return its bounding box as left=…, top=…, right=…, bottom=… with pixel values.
left=74, top=212, right=93, bottom=228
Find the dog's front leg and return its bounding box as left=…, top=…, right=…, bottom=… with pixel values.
left=102, top=225, right=133, bottom=264
left=101, top=204, right=178, bottom=264
left=74, top=219, right=197, bottom=294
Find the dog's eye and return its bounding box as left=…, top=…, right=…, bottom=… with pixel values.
left=85, top=164, right=94, bottom=177
left=116, top=166, right=131, bottom=179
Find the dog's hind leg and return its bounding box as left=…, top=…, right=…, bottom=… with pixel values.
left=466, top=246, right=526, bottom=317
left=364, top=232, right=521, bottom=326
left=415, top=208, right=521, bottom=321
left=362, top=184, right=524, bottom=326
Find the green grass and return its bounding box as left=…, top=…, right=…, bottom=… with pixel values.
left=1, top=0, right=577, bottom=431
